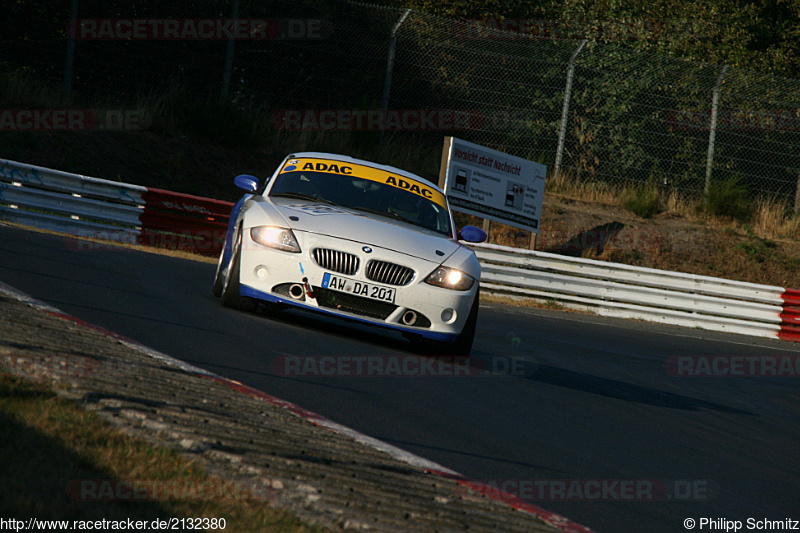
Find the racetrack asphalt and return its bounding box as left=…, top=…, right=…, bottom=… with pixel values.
left=2, top=223, right=799, bottom=532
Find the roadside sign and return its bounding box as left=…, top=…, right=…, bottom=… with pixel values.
left=439, top=137, right=546, bottom=233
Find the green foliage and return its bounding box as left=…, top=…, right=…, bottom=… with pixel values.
left=148, top=94, right=265, bottom=148
left=180, top=100, right=264, bottom=148
left=4, top=0, right=800, bottom=196
left=541, top=298, right=564, bottom=310
left=704, top=175, right=752, bottom=221
left=383, top=0, right=800, bottom=78
left=0, top=68, right=65, bottom=108
left=623, top=184, right=663, bottom=218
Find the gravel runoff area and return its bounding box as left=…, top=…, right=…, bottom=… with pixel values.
left=0, top=283, right=587, bottom=533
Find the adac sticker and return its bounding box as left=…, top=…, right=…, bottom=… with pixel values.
left=280, top=158, right=446, bottom=207
left=283, top=159, right=353, bottom=175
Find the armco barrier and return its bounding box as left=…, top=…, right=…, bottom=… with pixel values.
left=138, top=188, right=233, bottom=254
left=3, top=158, right=800, bottom=342
left=470, top=242, right=800, bottom=343
left=0, top=158, right=233, bottom=256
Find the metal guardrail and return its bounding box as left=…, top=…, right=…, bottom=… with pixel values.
left=3, top=157, right=799, bottom=342
left=0, top=158, right=232, bottom=255
left=0, top=157, right=145, bottom=241
left=470, top=242, right=800, bottom=342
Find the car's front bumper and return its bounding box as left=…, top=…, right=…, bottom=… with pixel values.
left=237, top=229, right=478, bottom=341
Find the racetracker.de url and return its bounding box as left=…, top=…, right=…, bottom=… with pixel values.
left=0, top=517, right=227, bottom=531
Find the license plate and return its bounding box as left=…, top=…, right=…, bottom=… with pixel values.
left=321, top=273, right=396, bottom=303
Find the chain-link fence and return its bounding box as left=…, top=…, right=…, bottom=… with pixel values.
left=3, top=0, right=800, bottom=204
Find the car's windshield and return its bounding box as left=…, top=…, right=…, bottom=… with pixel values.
left=268, top=162, right=452, bottom=236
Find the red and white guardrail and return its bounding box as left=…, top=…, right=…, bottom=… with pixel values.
left=470, top=242, right=800, bottom=343
left=2, top=157, right=799, bottom=342
left=0, top=158, right=232, bottom=255
left=779, top=289, right=800, bottom=342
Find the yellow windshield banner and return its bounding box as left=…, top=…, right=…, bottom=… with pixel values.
left=280, top=157, right=447, bottom=208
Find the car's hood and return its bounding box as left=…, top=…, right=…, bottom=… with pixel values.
left=264, top=199, right=459, bottom=263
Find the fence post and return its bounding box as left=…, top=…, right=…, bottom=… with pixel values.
left=380, top=9, right=412, bottom=132
left=221, top=0, right=241, bottom=101
left=63, top=0, right=79, bottom=99
left=704, top=65, right=728, bottom=197
left=553, top=40, right=587, bottom=182
left=794, top=172, right=800, bottom=211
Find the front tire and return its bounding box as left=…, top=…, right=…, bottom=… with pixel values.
left=450, top=288, right=479, bottom=355
left=220, top=230, right=258, bottom=312
left=212, top=246, right=225, bottom=297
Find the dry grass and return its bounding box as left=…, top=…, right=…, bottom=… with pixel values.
left=545, top=174, right=620, bottom=205
left=0, top=373, right=327, bottom=532
left=751, top=196, right=800, bottom=240
left=546, top=173, right=800, bottom=243
left=0, top=69, right=67, bottom=108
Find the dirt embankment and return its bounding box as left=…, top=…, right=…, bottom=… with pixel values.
left=467, top=197, right=800, bottom=290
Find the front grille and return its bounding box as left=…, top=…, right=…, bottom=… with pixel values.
left=316, top=288, right=397, bottom=320
left=313, top=248, right=359, bottom=276
left=365, top=260, right=415, bottom=286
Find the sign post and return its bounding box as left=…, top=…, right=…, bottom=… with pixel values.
left=439, top=137, right=546, bottom=248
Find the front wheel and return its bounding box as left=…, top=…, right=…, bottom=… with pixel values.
left=212, top=246, right=226, bottom=297
left=220, top=230, right=258, bottom=312
left=450, top=288, right=479, bottom=355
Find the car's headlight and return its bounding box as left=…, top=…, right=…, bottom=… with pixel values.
left=424, top=266, right=475, bottom=291
left=250, top=226, right=301, bottom=253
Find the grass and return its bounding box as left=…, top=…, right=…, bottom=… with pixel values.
left=545, top=174, right=619, bottom=205
left=145, top=91, right=268, bottom=149
left=481, top=292, right=572, bottom=312
left=0, top=69, right=68, bottom=108
left=547, top=170, right=800, bottom=243
left=0, top=372, right=327, bottom=532
left=541, top=298, right=564, bottom=310
left=622, top=184, right=663, bottom=218
left=751, top=196, right=800, bottom=240
left=703, top=174, right=752, bottom=221
left=737, top=224, right=778, bottom=263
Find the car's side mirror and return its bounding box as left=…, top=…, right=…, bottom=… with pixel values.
left=458, top=225, right=487, bottom=243
left=234, top=174, right=260, bottom=192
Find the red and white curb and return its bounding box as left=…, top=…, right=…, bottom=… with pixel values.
left=0, top=280, right=592, bottom=533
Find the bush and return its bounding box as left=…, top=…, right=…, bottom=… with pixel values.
left=623, top=184, right=662, bottom=218
left=146, top=91, right=265, bottom=148
left=704, top=175, right=752, bottom=221
left=178, top=100, right=264, bottom=148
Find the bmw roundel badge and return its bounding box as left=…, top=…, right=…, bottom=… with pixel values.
left=362, top=246, right=373, bottom=253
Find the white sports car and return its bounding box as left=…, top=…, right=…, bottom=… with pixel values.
left=213, top=152, right=487, bottom=354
